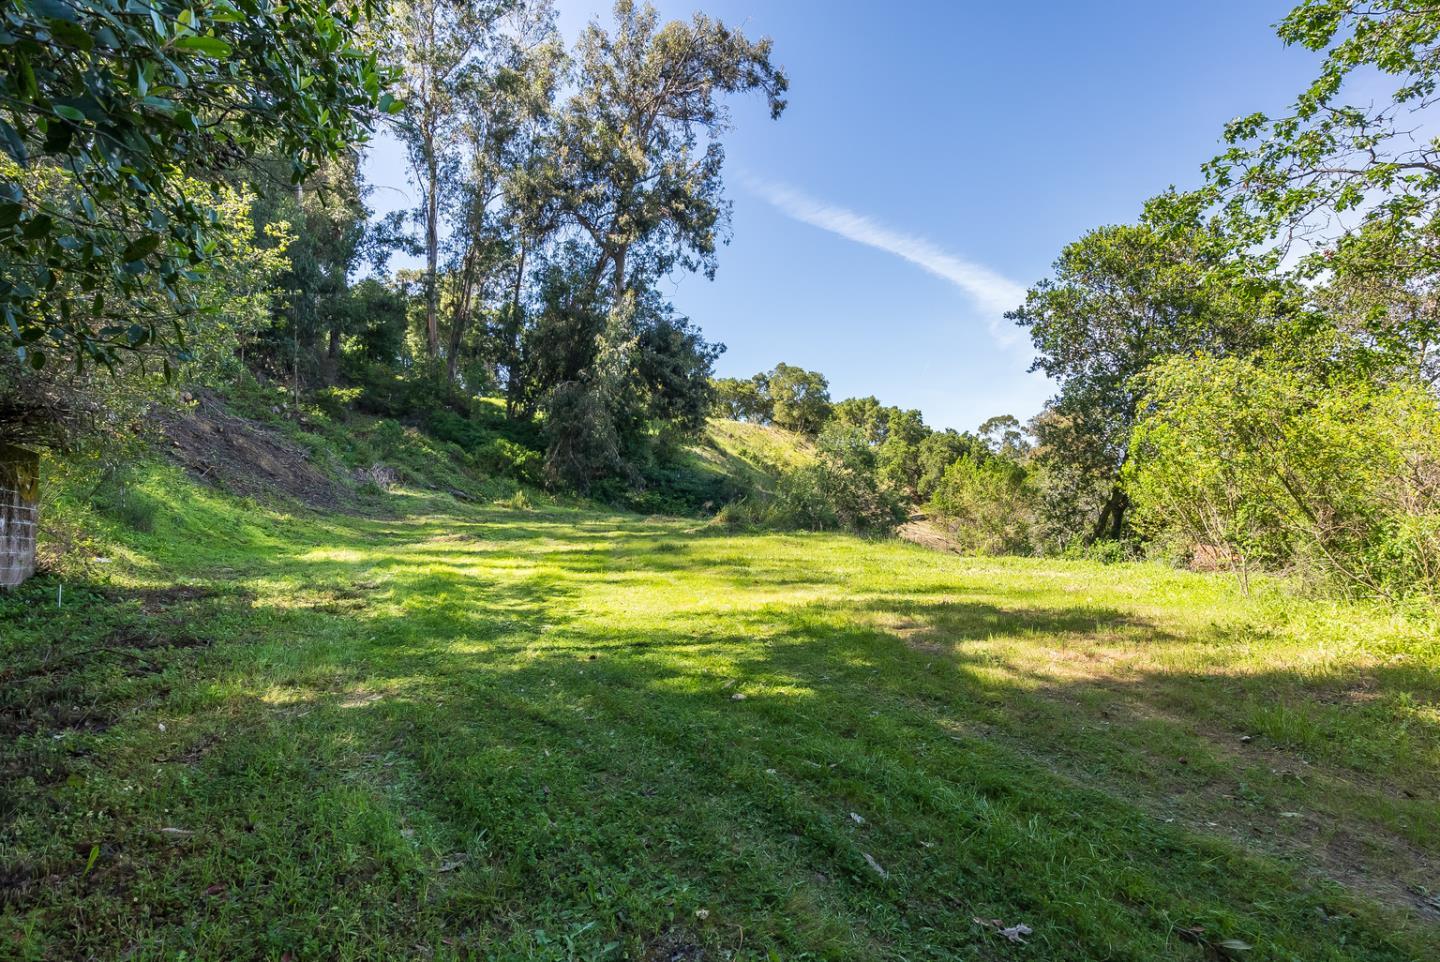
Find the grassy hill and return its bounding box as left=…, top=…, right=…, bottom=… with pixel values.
left=3, top=407, right=1438, bottom=960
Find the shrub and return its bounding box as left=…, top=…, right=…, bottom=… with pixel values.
left=928, top=456, right=1036, bottom=555
left=1128, top=352, right=1440, bottom=600
left=428, top=410, right=545, bottom=485
left=768, top=426, right=906, bottom=533
left=312, top=386, right=363, bottom=419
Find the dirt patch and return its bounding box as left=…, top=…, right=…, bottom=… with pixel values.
left=158, top=390, right=349, bottom=509
left=641, top=928, right=705, bottom=962
left=897, top=515, right=963, bottom=554
left=120, top=584, right=219, bottom=615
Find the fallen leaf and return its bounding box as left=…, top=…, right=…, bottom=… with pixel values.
left=849, top=812, right=866, bottom=825
left=862, top=852, right=888, bottom=878
left=730, top=693, right=747, bottom=701
left=204, top=883, right=226, bottom=897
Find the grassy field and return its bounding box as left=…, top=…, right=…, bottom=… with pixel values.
left=3, top=463, right=1438, bottom=960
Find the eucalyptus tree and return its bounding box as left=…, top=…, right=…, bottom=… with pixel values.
left=520, top=1, right=786, bottom=485
left=539, top=0, right=787, bottom=303
left=247, top=154, right=371, bottom=389
left=445, top=0, right=562, bottom=385
left=387, top=0, right=515, bottom=357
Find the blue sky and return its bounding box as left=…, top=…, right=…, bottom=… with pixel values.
left=364, top=0, right=1322, bottom=431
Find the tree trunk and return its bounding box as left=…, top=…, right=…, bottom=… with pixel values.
left=612, top=247, right=627, bottom=302
left=446, top=254, right=475, bottom=385
left=505, top=243, right=527, bottom=419
left=424, top=142, right=440, bottom=357
left=1088, top=484, right=1129, bottom=544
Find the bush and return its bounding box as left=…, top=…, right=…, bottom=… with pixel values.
left=312, top=386, right=363, bottom=419
left=928, top=456, right=1036, bottom=555
left=1128, top=352, right=1440, bottom=600
left=427, top=410, right=544, bottom=485
left=766, top=426, right=906, bottom=533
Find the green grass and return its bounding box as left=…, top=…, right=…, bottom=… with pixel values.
left=675, top=420, right=816, bottom=500
left=3, top=461, right=1438, bottom=961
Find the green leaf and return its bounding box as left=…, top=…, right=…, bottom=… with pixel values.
left=172, top=35, right=233, bottom=58
left=21, top=215, right=53, bottom=240
left=81, top=844, right=100, bottom=878
left=122, top=234, right=163, bottom=262
left=53, top=105, right=86, bottom=123
left=49, top=20, right=93, bottom=50
left=0, top=119, right=28, bottom=166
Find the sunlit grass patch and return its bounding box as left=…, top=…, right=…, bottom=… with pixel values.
left=3, top=461, right=1437, bottom=960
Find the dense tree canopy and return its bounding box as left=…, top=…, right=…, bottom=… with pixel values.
left=0, top=0, right=395, bottom=370
left=1009, top=219, right=1286, bottom=541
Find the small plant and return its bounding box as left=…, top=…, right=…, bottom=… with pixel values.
left=92, top=472, right=159, bottom=533
left=312, top=386, right=363, bottom=419
left=500, top=488, right=533, bottom=511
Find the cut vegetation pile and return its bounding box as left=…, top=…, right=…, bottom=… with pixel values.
left=159, top=390, right=351, bottom=510
left=2, top=422, right=1437, bottom=959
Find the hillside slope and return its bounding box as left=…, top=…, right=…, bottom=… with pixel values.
left=3, top=451, right=1437, bottom=960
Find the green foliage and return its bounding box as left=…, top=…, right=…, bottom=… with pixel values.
left=0, top=183, right=287, bottom=449
left=312, top=386, right=364, bottom=419
left=428, top=408, right=543, bottom=485
left=928, top=455, right=1036, bottom=556
left=531, top=0, right=786, bottom=299
left=249, top=156, right=376, bottom=384
left=89, top=466, right=159, bottom=532
left=1202, top=1, right=1440, bottom=262
left=767, top=424, right=905, bottom=533
left=765, top=362, right=831, bottom=435
left=1129, top=350, right=1440, bottom=601
left=914, top=429, right=985, bottom=503
left=1010, top=219, right=1284, bottom=542
left=710, top=374, right=771, bottom=422
left=0, top=0, right=393, bottom=368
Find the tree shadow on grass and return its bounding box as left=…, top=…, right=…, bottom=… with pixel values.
left=6, top=501, right=1438, bottom=960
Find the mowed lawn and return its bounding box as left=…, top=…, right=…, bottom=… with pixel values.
left=3, top=469, right=1438, bottom=960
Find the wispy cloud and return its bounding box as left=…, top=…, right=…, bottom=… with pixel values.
left=743, top=176, right=1027, bottom=346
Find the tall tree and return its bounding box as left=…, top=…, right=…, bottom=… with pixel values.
left=1009, top=218, right=1280, bottom=541
left=538, top=0, right=787, bottom=302
left=249, top=156, right=372, bottom=390
left=387, top=0, right=511, bottom=357
left=767, top=363, right=831, bottom=436
left=445, top=0, right=562, bottom=385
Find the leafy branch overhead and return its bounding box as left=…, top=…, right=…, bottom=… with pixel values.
left=0, top=0, right=397, bottom=369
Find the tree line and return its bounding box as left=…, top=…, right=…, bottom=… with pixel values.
left=5, top=0, right=1439, bottom=603
left=1002, top=0, right=1440, bottom=602
left=0, top=0, right=784, bottom=493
